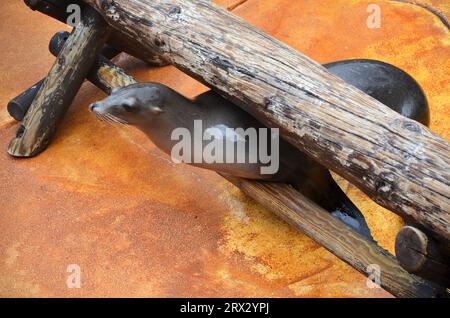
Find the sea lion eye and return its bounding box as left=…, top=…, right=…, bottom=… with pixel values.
left=122, top=104, right=137, bottom=112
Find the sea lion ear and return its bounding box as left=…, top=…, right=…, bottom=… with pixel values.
left=149, top=105, right=164, bottom=114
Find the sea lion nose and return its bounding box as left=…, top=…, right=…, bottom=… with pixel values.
left=89, top=103, right=98, bottom=111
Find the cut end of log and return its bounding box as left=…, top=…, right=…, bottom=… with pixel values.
left=7, top=142, right=36, bottom=158
left=7, top=100, right=26, bottom=122
left=395, top=226, right=428, bottom=273
left=7, top=129, right=48, bottom=158
left=396, top=225, right=450, bottom=287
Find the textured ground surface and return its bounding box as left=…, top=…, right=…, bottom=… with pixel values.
left=0, top=0, right=448, bottom=297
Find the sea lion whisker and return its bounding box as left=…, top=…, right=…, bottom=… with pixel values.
left=96, top=113, right=108, bottom=123
left=110, top=114, right=128, bottom=124
left=102, top=113, right=115, bottom=123
left=95, top=113, right=105, bottom=122
left=98, top=113, right=115, bottom=125
left=106, top=113, right=129, bottom=125
left=105, top=116, right=118, bottom=125
left=95, top=113, right=106, bottom=123
left=116, top=117, right=129, bottom=125
left=105, top=113, right=125, bottom=125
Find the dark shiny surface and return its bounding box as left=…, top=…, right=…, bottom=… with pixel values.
left=325, top=59, right=430, bottom=126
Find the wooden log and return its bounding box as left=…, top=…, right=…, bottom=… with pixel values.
left=82, top=0, right=450, bottom=243
left=24, top=0, right=167, bottom=66
left=395, top=225, right=450, bottom=287
left=7, top=5, right=109, bottom=157
left=74, top=55, right=446, bottom=297
left=7, top=78, right=45, bottom=121
left=7, top=31, right=121, bottom=121
left=48, top=31, right=120, bottom=59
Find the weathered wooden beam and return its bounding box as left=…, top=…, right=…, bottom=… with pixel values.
left=7, top=31, right=121, bottom=121
left=23, top=0, right=167, bottom=66
left=7, top=6, right=109, bottom=157
left=62, top=53, right=445, bottom=297
left=82, top=0, right=450, bottom=243
left=50, top=32, right=136, bottom=91
left=395, top=225, right=450, bottom=287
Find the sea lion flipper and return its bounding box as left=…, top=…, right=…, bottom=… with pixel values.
left=291, top=169, right=374, bottom=241
left=326, top=177, right=374, bottom=241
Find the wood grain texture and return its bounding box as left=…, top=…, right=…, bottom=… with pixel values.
left=81, top=0, right=450, bottom=243
left=7, top=5, right=109, bottom=157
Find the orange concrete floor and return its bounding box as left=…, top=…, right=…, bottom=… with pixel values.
left=0, top=0, right=448, bottom=297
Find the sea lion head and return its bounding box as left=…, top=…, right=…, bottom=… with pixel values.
left=89, top=82, right=166, bottom=126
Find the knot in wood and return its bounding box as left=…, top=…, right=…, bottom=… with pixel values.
left=169, top=5, right=182, bottom=16
left=263, top=95, right=284, bottom=113
left=375, top=173, right=395, bottom=196
left=392, top=118, right=423, bottom=135
left=154, top=36, right=166, bottom=48
left=15, top=124, right=25, bottom=138
left=402, top=120, right=422, bottom=133
left=103, top=0, right=121, bottom=22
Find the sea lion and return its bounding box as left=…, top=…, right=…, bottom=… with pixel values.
left=90, top=59, right=429, bottom=240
